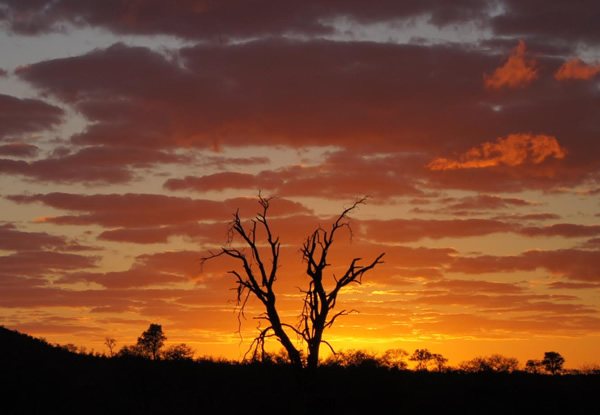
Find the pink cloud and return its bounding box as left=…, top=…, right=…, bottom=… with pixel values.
left=427, top=133, right=566, bottom=171
left=484, top=40, right=538, bottom=90
left=555, top=58, right=600, bottom=81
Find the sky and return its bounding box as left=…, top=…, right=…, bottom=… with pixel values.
left=1, top=0, right=600, bottom=367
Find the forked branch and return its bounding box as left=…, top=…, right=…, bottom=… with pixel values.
left=202, top=195, right=384, bottom=369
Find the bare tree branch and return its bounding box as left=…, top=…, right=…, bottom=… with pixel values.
left=202, top=195, right=384, bottom=369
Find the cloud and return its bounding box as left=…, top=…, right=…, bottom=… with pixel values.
left=0, top=93, right=63, bottom=140
left=6, top=192, right=311, bottom=228
left=12, top=40, right=600, bottom=194
left=424, top=279, right=525, bottom=294
left=412, top=312, right=600, bottom=336
left=0, top=223, right=86, bottom=251
left=493, top=0, right=600, bottom=45
left=0, top=251, right=98, bottom=278
left=164, top=172, right=280, bottom=193
left=520, top=224, right=600, bottom=238
left=63, top=250, right=201, bottom=289
left=363, top=218, right=600, bottom=244
left=580, top=238, right=600, bottom=249
left=484, top=40, right=538, bottom=90
left=548, top=282, right=600, bottom=290
left=492, top=213, right=561, bottom=222
left=0, top=0, right=493, bottom=39
left=15, top=41, right=497, bottom=151
left=0, top=143, right=39, bottom=157
left=450, top=249, right=600, bottom=282
left=362, top=218, right=515, bottom=242
left=0, top=146, right=185, bottom=183
left=166, top=151, right=424, bottom=199
left=555, top=58, right=600, bottom=81
left=444, top=194, right=534, bottom=211
left=427, top=133, right=566, bottom=171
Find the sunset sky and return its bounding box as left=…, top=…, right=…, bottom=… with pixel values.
left=1, top=0, right=600, bottom=367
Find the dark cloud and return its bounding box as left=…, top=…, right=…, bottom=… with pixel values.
left=63, top=250, right=201, bottom=288
left=493, top=0, right=600, bottom=45
left=0, top=223, right=85, bottom=251
left=0, top=143, right=39, bottom=157
left=0, top=145, right=185, bottom=183
left=0, top=0, right=493, bottom=39
left=165, top=151, right=424, bottom=199
left=14, top=39, right=600, bottom=192
left=0, top=250, right=98, bottom=277
left=0, top=93, right=63, bottom=140
left=16, top=41, right=497, bottom=152
left=6, top=192, right=311, bottom=227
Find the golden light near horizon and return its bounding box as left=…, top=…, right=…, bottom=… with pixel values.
left=1, top=0, right=600, bottom=369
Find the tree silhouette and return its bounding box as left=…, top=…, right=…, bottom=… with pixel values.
left=525, top=359, right=543, bottom=374
left=381, top=349, right=409, bottom=370
left=431, top=353, right=448, bottom=372
left=162, top=343, right=194, bottom=361
left=459, top=354, right=519, bottom=373
left=324, top=349, right=380, bottom=368
left=410, top=348, right=434, bottom=371
left=203, top=195, right=384, bottom=369
left=136, top=323, right=166, bottom=360
left=542, top=351, right=565, bottom=375
left=104, top=337, right=116, bottom=357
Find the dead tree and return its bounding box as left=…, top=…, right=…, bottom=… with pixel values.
left=202, top=195, right=384, bottom=369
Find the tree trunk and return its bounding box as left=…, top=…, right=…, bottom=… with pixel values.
left=266, top=302, right=303, bottom=368
left=306, top=324, right=324, bottom=369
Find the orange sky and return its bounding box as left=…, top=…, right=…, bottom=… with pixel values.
left=1, top=0, right=600, bottom=368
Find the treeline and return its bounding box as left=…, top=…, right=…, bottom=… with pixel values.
left=53, top=323, right=600, bottom=375
left=2, top=325, right=600, bottom=414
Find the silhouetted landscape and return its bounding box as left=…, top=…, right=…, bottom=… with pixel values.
left=2, top=326, right=598, bottom=415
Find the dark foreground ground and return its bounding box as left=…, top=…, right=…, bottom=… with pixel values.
left=1, top=327, right=598, bottom=415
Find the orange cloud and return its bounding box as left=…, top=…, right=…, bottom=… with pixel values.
left=555, top=58, right=600, bottom=80
left=427, top=134, right=566, bottom=171
left=484, top=40, right=538, bottom=89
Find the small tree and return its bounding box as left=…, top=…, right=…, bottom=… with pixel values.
left=104, top=337, right=117, bottom=357
left=137, top=324, right=166, bottom=360
left=162, top=343, right=195, bottom=361
left=410, top=348, right=434, bottom=371
left=542, top=351, right=565, bottom=375
left=525, top=359, right=543, bottom=374
left=203, top=196, right=384, bottom=369
left=381, top=349, right=409, bottom=370
left=431, top=353, right=448, bottom=372
left=324, top=349, right=380, bottom=368
left=116, top=344, right=144, bottom=358
left=459, top=354, right=519, bottom=373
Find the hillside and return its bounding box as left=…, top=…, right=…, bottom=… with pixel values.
left=1, top=326, right=598, bottom=414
